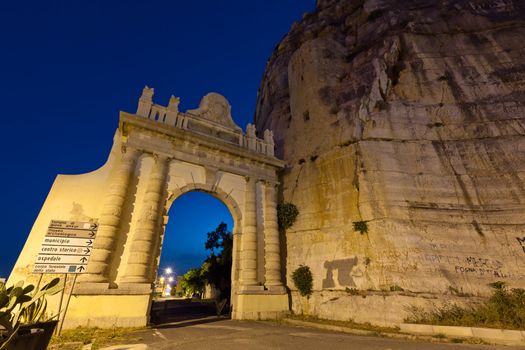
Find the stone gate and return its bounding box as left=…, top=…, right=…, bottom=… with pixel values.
left=8, top=87, right=289, bottom=328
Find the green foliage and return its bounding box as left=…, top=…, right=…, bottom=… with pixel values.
left=406, top=282, right=525, bottom=330
left=204, top=222, right=232, bottom=255
left=178, top=268, right=206, bottom=297
left=353, top=220, right=368, bottom=234
left=0, top=278, right=62, bottom=349
left=277, top=202, right=299, bottom=230
left=292, top=265, right=313, bottom=297
left=345, top=287, right=360, bottom=295
left=389, top=285, right=404, bottom=292
left=203, top=222, right=233, bottom=302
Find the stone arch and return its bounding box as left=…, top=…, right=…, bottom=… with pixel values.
left=166, top=183, right=243, bottom=226
left=160, top=183, right=242, bottom=305
left=8, top=88, right=289, bottom=328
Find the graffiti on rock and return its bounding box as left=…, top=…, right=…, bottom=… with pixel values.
left=454, top=265, right=508, bottom=278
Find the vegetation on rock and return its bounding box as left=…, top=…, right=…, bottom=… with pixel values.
left=277, top=202, right=299, bottom=230
left=406, top=282, right=525, bottom=330
left=292, top=265, right=313, bottom=297
left=353, top=220, right=368, bottom=234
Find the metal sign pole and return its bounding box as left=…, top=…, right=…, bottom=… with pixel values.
left=55, top=273, right=68, bottom=335
left=57, top=274, right=77, bottom=336
left=34, top=274, right=44, bottom=295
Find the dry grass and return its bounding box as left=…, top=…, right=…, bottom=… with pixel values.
left=288, top=314, right=400, bottom=334
left=406, top=282, right=525, bottom=330
left=49, top=326, right=145, bottom=350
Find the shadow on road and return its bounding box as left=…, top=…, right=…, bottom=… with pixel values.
left=150, top=298, right=229, bottom=328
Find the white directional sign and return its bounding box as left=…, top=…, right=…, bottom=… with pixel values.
left=33, top=220, right=98, bottom=274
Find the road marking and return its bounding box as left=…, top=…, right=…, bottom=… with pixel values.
left=193, top=324, right=250, bottom=331
left=98, top=345, right=147, bottom=350
left=153, top=329, right=167, bottom=340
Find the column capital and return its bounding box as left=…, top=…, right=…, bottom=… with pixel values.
left=152, top=153, right=171, bottom=163
left=260, top=179, right=279, bottom=187
left=121, top=145, right=141, bottom=156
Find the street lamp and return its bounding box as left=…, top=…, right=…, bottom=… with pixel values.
left=161, top=267, right=175, bottom=297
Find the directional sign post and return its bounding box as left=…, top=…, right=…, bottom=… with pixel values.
left=32, top=219, right=99, bottom=336
left=33, top=220, right=98, bottom=274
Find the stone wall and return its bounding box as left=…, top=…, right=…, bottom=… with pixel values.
left=255, top=0, right=525, bottom=324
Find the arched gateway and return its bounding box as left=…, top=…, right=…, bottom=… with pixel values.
left=8, top=87, right=288, bottom=328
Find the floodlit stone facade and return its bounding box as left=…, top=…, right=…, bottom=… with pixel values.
left=8, top=88, right=288, bottom=328
left=255, top=0, right=525, bottom=325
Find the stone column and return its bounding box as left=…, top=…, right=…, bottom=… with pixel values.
left=83, top=147, right=140, bottom=283
left=121, top=154, right=169, bottom=284
left=264, top=182, right=284, bottom=288
left=230, top=222, right=241, bottom=305
left=239, top=177, right=259, bottom=288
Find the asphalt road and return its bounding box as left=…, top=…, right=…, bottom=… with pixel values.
left=124, top=317, right=524, bottom=350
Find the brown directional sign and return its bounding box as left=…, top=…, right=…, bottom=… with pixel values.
left=46, top=227, right=97, bottom=239
left=33, top=219, right=99, bottom=274
left=48, top=220, right=99, bottom=231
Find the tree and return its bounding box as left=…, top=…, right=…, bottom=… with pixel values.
left=178, top=267, right=205, bottom=297
left=203, top=222, right=233, bottom=302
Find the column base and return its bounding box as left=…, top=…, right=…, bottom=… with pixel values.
left=232, top=292, right=289, bottom=320
left=266, top=285, right=286, bottom=293
left=79, top=274, right=109, bottom=284
left=74, top=282, right=110, bottom=294
left=119, top=276, right=150, bottom=284
left=74, top=282, right=152, bottom=295
left=118, top=283, right=153, bottom=294
left=239, top=285, right=265, bottom=293
left=62, top=294, right=150, bottom=329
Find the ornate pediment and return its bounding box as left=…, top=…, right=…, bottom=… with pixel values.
left=187, top=93, right=241, bottom=131
left=133, top=87, right=275, bottom=157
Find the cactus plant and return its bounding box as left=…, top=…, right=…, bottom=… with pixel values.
left=0, top=278, right=62, bottom=350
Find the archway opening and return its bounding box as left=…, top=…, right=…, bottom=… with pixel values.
left=150, top=190, right=234, bottom=324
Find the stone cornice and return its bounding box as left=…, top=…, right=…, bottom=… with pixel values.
left=119, top=112, right=285, bottom=170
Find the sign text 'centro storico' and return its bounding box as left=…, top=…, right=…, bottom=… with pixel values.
left=33, top=220, right=98, bottom=274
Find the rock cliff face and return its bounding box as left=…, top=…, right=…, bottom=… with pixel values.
left=255, top=0, right=525, bottom=324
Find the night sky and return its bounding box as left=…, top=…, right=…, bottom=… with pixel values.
left=0, top=1, right=315, bottom=278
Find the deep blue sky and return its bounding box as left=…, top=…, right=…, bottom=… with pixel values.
left=160, top=192, right=233, bottom=278
left=0, top=1, right=315, bottom=278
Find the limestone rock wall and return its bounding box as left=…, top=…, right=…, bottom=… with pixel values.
left=255, top=0, right=525, bottom=323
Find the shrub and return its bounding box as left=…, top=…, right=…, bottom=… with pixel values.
left=406, top=282, right=525, bottom=330
left=353, top=220, right=368, bottom=234
left=292, top=265, right=313, bottom=297
left=345, top=287, right=360, bottom=295
left=390, top=285, right=404, bottom=292
left=277, top=202, right=299, bottom=230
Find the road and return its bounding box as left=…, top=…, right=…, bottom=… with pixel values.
left=122, top=317, right=523, bottom=350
